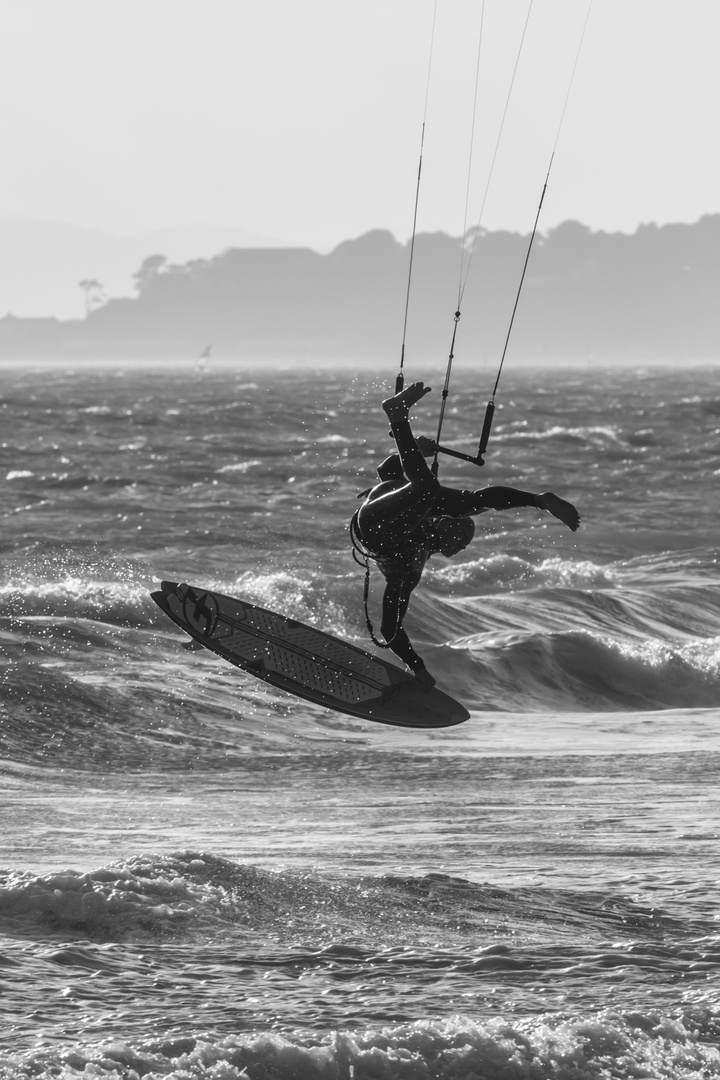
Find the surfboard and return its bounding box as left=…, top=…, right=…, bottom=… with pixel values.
left=151, top=581, right=470, bottom=729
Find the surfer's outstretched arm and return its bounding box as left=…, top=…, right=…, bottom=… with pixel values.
left=437, top=486, right=580, bottom=532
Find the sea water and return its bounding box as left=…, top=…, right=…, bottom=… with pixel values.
left=1, top=359, right=720, bottom=1079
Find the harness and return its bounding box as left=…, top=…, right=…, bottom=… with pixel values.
left=349, top=509, right=402, bottom=649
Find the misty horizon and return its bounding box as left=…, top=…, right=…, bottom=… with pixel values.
left=1, top=215, right=718, bottom=363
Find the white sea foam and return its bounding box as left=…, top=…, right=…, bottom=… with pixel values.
left=616, top=634, right=720, bottom=676
left=216, top=460, right=263, bottom=473
left=430, top=554, right=614, bottom=591
left=18, top=1013, right=718, bottom=1080
left=495, top=423, right=625, bottom=446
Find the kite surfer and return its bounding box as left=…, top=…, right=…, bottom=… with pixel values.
left=352, top=382, right=580, bottom=689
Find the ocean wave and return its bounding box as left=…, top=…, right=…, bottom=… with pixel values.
left=3, top=1009, right=720, bottom=1080
left=0, top=855, right=215, bottom=943
left=5, top=569, right=720, bottom=752
left=0, top=545, right=156, bottom=626
left=0, top=578, right=150, bottom=624
left=443, top=629, right=720, bottom=712
left=2, top=856, right=720, bottom=1078
left=230, top=569, right=350, bottom=638
left=0, top=620, right=325, bottom=769
left=495, top=423, right=626, bottom=449
left=0, top=854, right=702, bottom=947
left=430, top=554, right=615, bottom=592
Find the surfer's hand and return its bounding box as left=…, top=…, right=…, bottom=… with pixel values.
left=414, top=665, right=436, bottom=692
left=537, top=492, right=581, bottom=532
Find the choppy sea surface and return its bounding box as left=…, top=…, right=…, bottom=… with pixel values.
left=2, top=358, right=720, bottom=1079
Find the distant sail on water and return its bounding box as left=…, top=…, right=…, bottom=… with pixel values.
left=196, top=344, right=212, bottom=372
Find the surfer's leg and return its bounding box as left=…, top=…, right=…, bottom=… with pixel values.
left=356, top=383, right=441, bottom=551
left=380, top=578, right=435, bottom=687
left=382, top=383, right=438, bottom=490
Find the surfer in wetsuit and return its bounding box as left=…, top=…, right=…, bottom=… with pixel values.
left=352, top=382, right=580, bottom=690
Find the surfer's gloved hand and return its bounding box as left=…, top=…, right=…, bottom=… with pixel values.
left=416, top=435, right=438, bottom=457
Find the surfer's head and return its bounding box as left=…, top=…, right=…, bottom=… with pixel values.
left=432, top=515, right=475, bottom=557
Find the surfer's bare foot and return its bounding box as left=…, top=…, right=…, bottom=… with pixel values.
left=382, top=382, right=432, bottom=423
left=537, top=492, right=580, bottom=532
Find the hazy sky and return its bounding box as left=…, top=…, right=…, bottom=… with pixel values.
left=2, top=0, right=719, bottom=249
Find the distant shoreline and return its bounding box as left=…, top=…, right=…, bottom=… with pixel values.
left=2, top=218, right=719, bottom=362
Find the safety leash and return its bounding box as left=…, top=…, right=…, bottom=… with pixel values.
left=349, top=511, right=401, bottom=649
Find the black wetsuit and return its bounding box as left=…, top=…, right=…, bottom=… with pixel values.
left=354, top=412, right=542, bottom=674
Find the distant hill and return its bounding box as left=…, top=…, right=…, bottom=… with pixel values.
left=0, top=218, right=294, bottom=320
left=1, top=217, right=719, bottom=362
